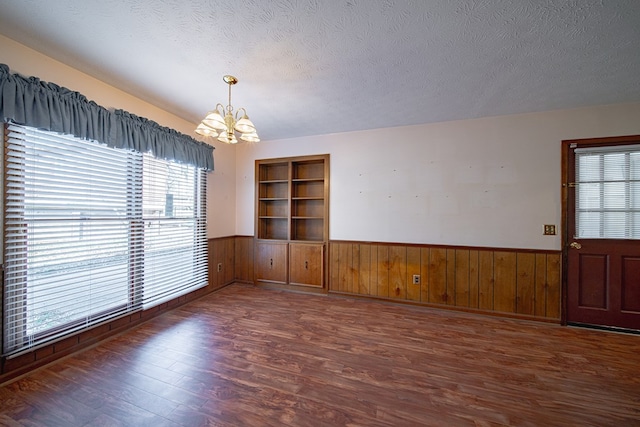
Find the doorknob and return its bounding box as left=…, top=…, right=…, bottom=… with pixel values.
left=570, top=242, right=582, bottom=250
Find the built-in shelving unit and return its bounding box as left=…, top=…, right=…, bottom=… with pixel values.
left=255, top=154, right=329, bottom=289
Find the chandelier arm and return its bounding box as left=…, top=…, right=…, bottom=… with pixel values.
left=215, top=103, right=225, bottom=115
left=235, top=107, right=247, bottom=120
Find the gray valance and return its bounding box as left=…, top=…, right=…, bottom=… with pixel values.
left=0, top=63, right=214, bottom=171
left=114, top=110, right=214, bottom=170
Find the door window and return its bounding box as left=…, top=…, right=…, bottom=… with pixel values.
left=575, top=145, right=640, bottom=239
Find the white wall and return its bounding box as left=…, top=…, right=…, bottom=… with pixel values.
left=236, top=103, right=640, bottom=250
left=0, top=34, right=236, bottom=238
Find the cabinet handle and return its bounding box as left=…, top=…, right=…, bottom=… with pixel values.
left=305, top=261, right=308, bottom=269
left=270, top=258, right=273, bottom=268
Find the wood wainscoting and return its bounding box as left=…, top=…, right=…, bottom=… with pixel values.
left=234, top=235, right=255, bottom=283
left=208, top=236, right=236, bottom=288
left=329, top=241, right=561, bottom=322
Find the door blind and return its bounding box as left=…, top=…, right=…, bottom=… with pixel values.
left=3, top=123, right=207, bottom=356
left=575, top=144, right=640, bottom=239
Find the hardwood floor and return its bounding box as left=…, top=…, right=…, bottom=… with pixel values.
left=1, top=284, right=639, bottom=426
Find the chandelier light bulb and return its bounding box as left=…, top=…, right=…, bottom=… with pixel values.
left=195, top=122, right=218, bottom=137
left=235, top=111, right=256, bottom=134
left=202, top=108, right=226, bottom=130
left=240, top=132, right=260, bottom=143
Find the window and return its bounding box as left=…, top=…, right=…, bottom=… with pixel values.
left=141, top=153, right=207, bottom=308
left=3, top=123, right=207, bottom=356
left=575, top=144, right=640, bottom=239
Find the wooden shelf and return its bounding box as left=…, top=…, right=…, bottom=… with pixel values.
left=258, top=162, right=288, bottom=181
left=292, top=160, right=324, bottom=181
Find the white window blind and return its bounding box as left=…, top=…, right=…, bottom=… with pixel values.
left=575, top=144, right=640, bottom=239
left=3, top=123, right=207, bottom=356
left=141, top=153, right=208, bottom=309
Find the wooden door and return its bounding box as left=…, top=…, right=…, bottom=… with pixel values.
left=289, top=243, right=323, bottom=287
left=255, top=241, right=288, bottom=284
left=564, top=136, right=640, bottom=330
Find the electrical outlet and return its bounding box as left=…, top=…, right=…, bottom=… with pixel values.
left=217, top=263, right=222, bottom=272
left=412, top=274, right=420, bottom=285
left=543, top=224, right=556, bottom=235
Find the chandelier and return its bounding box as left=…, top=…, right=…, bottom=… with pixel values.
left=195, top=75, right=259, bottom=143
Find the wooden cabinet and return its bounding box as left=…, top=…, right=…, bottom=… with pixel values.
left=255, top=155, right=329, bottom=290
left=289, top=242, right=323, bottom=287
left=255, top=241, right=287, bottom=284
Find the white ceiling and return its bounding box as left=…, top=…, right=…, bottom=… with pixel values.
left=0, top=0, right=639, bottom=142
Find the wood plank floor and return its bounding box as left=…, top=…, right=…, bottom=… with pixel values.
left=1, top=284, right=639, bottom=426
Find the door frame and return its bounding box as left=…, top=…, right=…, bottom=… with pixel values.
left=561, top=134, right=640, bottom=326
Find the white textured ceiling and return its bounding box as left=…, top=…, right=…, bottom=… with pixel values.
left=0, top=0, right=639, bottom=142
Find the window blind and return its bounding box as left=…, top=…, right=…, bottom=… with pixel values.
left=575, top=144, right=640, bottom=239
left=3, top=123, right=207, bottom=356
left=141, top=153, right=208, bottom=309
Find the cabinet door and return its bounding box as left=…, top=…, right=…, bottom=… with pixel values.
left=289, top=243, right=323, bottom=287
left=255, top=242, right=288, bottom=284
